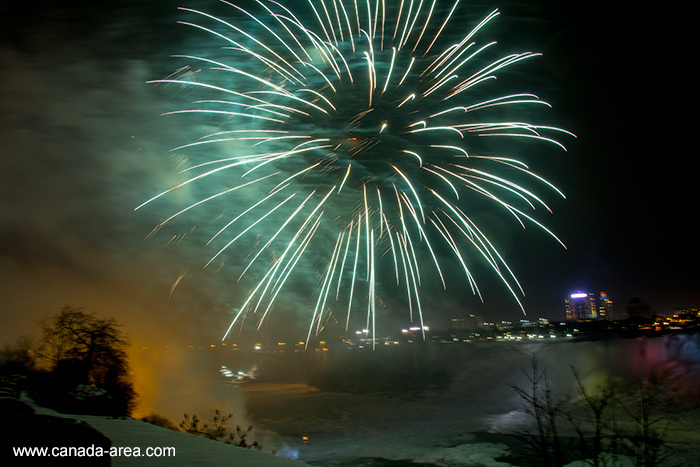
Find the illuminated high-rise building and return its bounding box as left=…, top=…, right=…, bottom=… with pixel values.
left=566, top=292, right=597, bottom=321
left=597, top=291, right=614, bottom=320
left=565, top=291, right=613, bottom=321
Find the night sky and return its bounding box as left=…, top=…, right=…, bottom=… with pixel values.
left=0, top=0, right=694, bottom=347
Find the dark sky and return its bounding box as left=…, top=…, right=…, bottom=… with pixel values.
left=0, top=0, right=694, bottom=346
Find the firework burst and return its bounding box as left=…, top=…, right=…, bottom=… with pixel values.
left=138, top=0, right=574, bottom=346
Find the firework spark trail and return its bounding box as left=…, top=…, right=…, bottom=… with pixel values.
left=139, top=0, right=575, bottom=345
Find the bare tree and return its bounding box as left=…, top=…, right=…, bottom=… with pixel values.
left=567, top=367, right=618, bottom=467
left=511, top=357, right=674, bottom=467
left=509, top=355, right=566, bottom=467
left=620, top=383, right=672, bottom=467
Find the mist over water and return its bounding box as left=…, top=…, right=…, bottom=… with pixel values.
left=131, top=334, right=700, bottom=464
left=227, top=333, right=700, bottom=398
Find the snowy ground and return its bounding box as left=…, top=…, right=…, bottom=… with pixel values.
left=22, top=396, right=311, bottom=467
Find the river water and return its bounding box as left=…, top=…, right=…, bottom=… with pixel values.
left=159, top=334, right=700, bottom=466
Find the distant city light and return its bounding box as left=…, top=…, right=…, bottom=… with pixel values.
left=402, top=325, right=430, bottom=334
left=570, top=292, right=588, bottom=299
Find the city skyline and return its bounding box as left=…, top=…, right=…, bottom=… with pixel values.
left=0, top=0, right=695, bottom=346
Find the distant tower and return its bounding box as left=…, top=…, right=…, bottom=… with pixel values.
left=598, top=291, right=614, bottom=320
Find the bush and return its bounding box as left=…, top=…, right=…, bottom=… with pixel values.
left=179, top=409, right=262, bottom=450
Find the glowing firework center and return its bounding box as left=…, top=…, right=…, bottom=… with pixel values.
left=139, top=1, right=574, bottom=346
